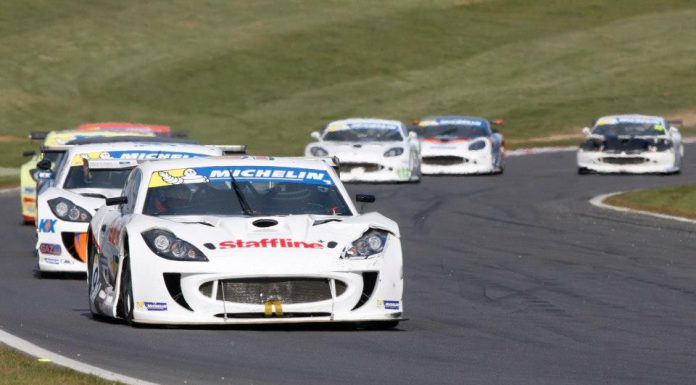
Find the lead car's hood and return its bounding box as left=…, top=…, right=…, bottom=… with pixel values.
left=128, top=212, right=399, bottom=257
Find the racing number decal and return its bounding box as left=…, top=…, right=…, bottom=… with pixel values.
left=107, top=222, right=123, bottom=246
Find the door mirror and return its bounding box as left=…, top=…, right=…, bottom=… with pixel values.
left=105, top=196, right=128, bottom=206
left=669, top=126, right=680, bottom=134
left=310, top=131, right=322, bottom=141
left=355, top=194, right=376, bottom=203
left=581, top=127, right=591, bottom=135
left=36, top=159, right=52, bottom=170
left=408, top=131, right=418, bottom=140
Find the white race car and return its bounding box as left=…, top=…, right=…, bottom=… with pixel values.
left=87, top=157, right=403, bottom=327
left=414, top=116, right=504, bottom=175
left=35, top=141, right=241, bottom=274
left=577, top=114, right=683, bottom=174
left=305, top=118, right=421, bottom=183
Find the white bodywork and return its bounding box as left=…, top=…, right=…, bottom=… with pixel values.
left=416, top=116, right=504, bottom=175
left=577, top=114, right=683, bottom=174
left=87, top=157, right=404, bottom=325
left=36, top=142, right=224, bottom=273
left=304, top=118, right=421, bottom=183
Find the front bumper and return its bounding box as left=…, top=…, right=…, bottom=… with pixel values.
left=421, top=150, right=495, bottom=175
left=577, top=150, right=678, bottom=173
left=338, top=157, right=415, bottom=183
left=36, top=220, right=88, bottom=273
left=128, top=239, right=404, bottom=325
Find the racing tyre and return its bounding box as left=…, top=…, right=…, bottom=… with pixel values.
left=577, top=167, right=590, bottom=175
left=119, top=252, right=135, bottom=326
left=87, top=237, right=99, bottom=317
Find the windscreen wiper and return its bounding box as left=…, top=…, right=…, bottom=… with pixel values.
left=228, top=169, right=254, bottom=216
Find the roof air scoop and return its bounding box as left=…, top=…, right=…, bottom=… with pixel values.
left=252, top=219, right=278, bottom=228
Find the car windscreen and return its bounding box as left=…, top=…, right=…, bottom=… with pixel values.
left=323, top=128, right=403, bottom=142
left=143, top=166, right=351, bottom=217
left=419, top=124, right=490, bottom=139
left=593, top=123, right=665, bottom=136
left=63, top=166, right=132, bottom=190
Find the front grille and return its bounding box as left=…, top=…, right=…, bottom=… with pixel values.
left=602, top=157, right=647, bottom=165
left=200, top=278, right=347, bottom=304
left=422, top=156, right=466, bottom=165
left=340, top=163, right=382, bottom=173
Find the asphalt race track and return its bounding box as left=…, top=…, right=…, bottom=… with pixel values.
left=2, top=148, right=696, bottom=385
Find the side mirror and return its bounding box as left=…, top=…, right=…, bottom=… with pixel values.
left=355, top=194, right=375, bottom=203
left=310, top=131, right=322, bottom=141
left=22, top=150, right=36, bottom=157
left=105, top=196, right=128, bottom=206
left=670, top=126, right=680, bottom=134
left=36, top=159, right=52, bottom=170
left=408, top=131, right=418, bottom=140
left=581, top=127, right=591, bottom=135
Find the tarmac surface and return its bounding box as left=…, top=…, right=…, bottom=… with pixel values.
left=2, top=148, right=696, bottom=385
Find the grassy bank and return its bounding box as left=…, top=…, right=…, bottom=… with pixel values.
left=0, top=345, right=123, bottom=385
left=605, top=185, right=696, bottom=220
left=1, top=0, right=695, bottom=171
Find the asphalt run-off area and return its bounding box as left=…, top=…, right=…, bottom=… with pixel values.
left=2, top=147, right=696, bottom=385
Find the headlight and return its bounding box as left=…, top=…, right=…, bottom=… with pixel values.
left=468, top=140, right=486, bottom=151
left=141, top=229, right=208, bottom=261
left=384, top=147, right=404, bottom=157
left=310, top=147, right=329, bottom=157
left=654, top=139, right=673, bottom=152
left=342, top=229, right=389, bottom=259
left=47, top=198, right=92, bottom=222
left=579, top=138, right=603, bottom=152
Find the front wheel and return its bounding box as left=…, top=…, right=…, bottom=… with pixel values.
left=578, top=167, right=590, bottom=175
left=87, top=237, right=100, bottom=317
left=119, top=254, right=135, bottom=326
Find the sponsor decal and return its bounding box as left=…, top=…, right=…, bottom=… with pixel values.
left=136, top=301, right=168, bottom=311
left=70, top=150, right=209, bottom=166
left=219, top=238, right=324, bottom=249
left=419, top=118, right=485, bottom=127
left=597, top=116, right=663, bottom=126
left=326, top=121, right=401, bottom=132
left=107, top=222, right=123, bottom=246
left=150, top=166, right=334, bottom=188
left=22, top=187, right=36, bottom=194
left=44, top=257, right=60, bottom=265
left=38, top=219, right=57, bottom=233
left=383, top=300, right=400, bottom=310
left=396, top=168, right=411, bottom=178
left=39, top=243, right=61, bottom=255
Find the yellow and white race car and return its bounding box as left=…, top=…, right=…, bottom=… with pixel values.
left=20, top=127, right=159, bottom=223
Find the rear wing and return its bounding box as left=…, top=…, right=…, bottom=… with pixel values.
left=206, top=144, right=247, bottom=155
left=281, top=156, right=341, bottom=176
left=84, top=158, right=140, bottom=170
left=40, top=145, right=73, bottom=153
left=29, top=131, right=48, bottom=140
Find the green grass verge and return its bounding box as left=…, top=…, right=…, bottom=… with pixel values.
left=605, top=185, right=696, bottom=220
left=1, top=0, right=695, bottom=171
left=0, top=345, right=124, bottom=385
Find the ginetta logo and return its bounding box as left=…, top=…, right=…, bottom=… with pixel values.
left=218, top=239, right=324, bottom=249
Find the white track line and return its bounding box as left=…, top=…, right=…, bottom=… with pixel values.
left=0, top=329, right=160, bottom=385
left=590, top=192, right=696, bottom=225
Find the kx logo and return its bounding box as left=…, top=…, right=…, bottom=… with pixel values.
left=264, top=299, right=283, bottom=317
left=39, top=219, right=57, bottom=233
